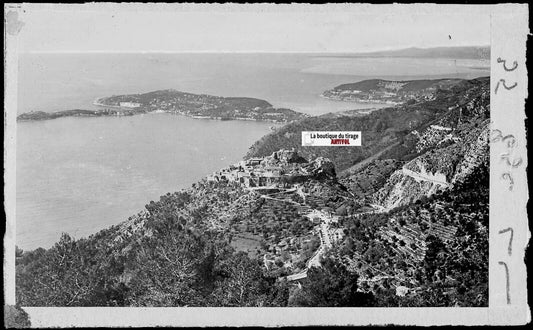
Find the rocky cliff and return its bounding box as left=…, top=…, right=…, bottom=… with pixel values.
left=371, top=78, right=489, bottom=210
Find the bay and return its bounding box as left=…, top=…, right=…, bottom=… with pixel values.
left=16, top=114, right=275, bottom=250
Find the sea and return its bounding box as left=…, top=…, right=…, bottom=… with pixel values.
left=15, top=53, right=489, bottom=250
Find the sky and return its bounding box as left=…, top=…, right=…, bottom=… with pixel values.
left=11, top=4, right=491, bottom=53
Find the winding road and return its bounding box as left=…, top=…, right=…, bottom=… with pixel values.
left=401, top=167, right=450, bottom=187
left=285, top=210, right=336, bottom=282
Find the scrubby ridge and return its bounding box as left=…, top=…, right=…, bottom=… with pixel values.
left=333, top=163, right=488, bottom=306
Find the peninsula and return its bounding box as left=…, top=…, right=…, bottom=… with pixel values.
left=95, top=89, right=308, bottom=123
left=17, top=90, right=308, bottom=123
left=16, top=109, right=138, bottom=121
left=321, top=78, right=464, bottom=104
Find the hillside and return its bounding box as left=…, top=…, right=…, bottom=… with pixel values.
left=247, top=77, right=489, bottom=173
left=16, top=149, right=354, bottom=306
left=16, top=77, right=489, bottom=307
left=370, top=77, right=489, bottom=209
left=332, top=163, right=488, bottom=306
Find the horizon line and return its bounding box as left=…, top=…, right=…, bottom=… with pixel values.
left=20, top=45, right=491, bottom=55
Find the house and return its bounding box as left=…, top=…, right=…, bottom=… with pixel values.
left=247, top=158, right=263, bottom=166
left=119, top=102, right=142, bottom=108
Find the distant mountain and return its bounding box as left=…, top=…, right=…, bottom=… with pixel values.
left=347, top=46, right=490, bottom=60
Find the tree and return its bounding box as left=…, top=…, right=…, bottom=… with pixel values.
left=423, top=235, right=447, bottom=282
left=124, top=229, right=207, bottom=306
left=289, top=258, right=374, bottom=307
left=16, top=233, right=106, bottom=306
left=210, top=252, right=274, bottom=307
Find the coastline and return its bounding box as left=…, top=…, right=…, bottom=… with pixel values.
left=92, top=98, right=123, bottom=109
left=93, top=99, right=303, bottom=124
left=18, top=100, right=301, bottom=124
left=319, top=93, right=400, bottom=105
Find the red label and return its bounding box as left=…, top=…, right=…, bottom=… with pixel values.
left=330, top=139, right=350, bottom=145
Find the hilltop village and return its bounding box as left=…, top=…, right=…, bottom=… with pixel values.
left=202, top=149, right=350, bottom=278
left=207, top=149, right=324, bottom=188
